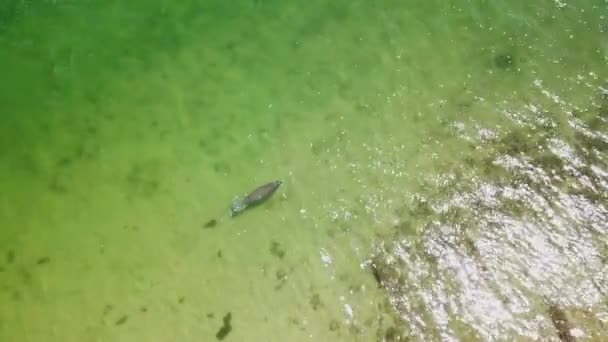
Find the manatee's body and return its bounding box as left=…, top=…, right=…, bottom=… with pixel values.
left=230, top=180, right=283, bottom=217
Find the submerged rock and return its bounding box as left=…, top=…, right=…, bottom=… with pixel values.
left=546, top=303, right=575, bottom=342
left=215, top=313, right=232, bottom=340
left=494, top=53, right=515, bottom=70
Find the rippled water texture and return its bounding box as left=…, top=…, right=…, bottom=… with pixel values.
left=1, top=1, right=607, bottom=341
left=371, top=87, right=608, bottom=340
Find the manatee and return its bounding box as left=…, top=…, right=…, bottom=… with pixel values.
left=230, top=180, right=283, bottom=217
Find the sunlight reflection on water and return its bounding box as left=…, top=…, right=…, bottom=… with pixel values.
left=369, top=81, right=608, bottom=340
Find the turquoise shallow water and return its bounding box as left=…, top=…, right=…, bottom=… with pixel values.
left=1, top=1, right=607, bottom=341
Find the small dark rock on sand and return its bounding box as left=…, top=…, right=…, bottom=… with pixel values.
left=36, top=257, right=50, bottom=265
left=6, top=250, right=15, bottom=264
left=215, top=312, right=232, bottom=340
left=115, top=315, right=128, bottom=326
left=204, top=219, right=217, bottom=228
left=494, top=53, right=515, bottom=70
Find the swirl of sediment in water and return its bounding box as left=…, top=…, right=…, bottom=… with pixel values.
left=368, top=84, right=608, bottom=340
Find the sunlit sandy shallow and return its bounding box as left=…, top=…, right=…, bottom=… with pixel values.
left=1, top=1, right=607, bottom=341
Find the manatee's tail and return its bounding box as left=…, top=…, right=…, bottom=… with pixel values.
left=230, top=197, right=247, bottom=217
left=204, top=198, right=247, bottom=228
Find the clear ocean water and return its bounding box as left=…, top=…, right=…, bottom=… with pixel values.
left=1, top=1, right=607, bottom=341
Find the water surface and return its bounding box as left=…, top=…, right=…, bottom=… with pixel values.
left=1, top=1, right=607, bottom=341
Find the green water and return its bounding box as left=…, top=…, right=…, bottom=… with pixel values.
left=1, top=1, right=607, bottom=341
